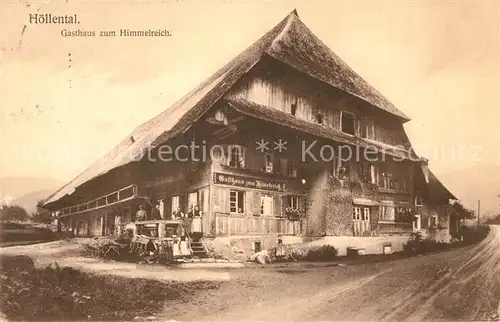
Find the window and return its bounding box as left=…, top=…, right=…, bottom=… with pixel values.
left=316, top=113, right=323, bottom=124
left=380, top=205, right=395, bottom=222
left=341, top=111, right=356, bottom=135
left=361, top=121, right=375, bottom=140
left=381, top=173, right=392, bottom=189
left=228, top=145, right=245, bottom=168
left=402, top=179, right=409, bottom=193
left=253, top=241, right=262, bottom=252
left=171, top=196, right=180, bottom=214
left=370, top=164, right=377, bottom=184
left=415, top=195, right=423, bottom=206
left=291, top=102, right=297, bottom=116
left=391, top=180, right=399, bottom=191
left=361, top=163, right=377, bottom=184
left=363, top=207, right=370, bottom=221
left=187, top=192, right=198, bottom=209
left=430, top=215, right=438, bottom=227
left=338, top=160, right=350, bottom=180
left=354, top=206, right=370, bottom=221
left=413, top=215, right=421, bottom=231
left=230, top=190, right=245, bottom=214
left=353, top=207, right=362, bottom=220
left=260, top=194, right=274, bottom=216
left=284, top=195, right=299, bottom=210
left=279, top=158, right=288, bottom=176
left=287, top=162, right=298, bottom=177
left=264, top=153, right=274, bottom=173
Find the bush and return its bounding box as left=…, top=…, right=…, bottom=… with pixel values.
left=286, top=245, right=338, bottom=262
left=460, top=225, right=490, bottom=245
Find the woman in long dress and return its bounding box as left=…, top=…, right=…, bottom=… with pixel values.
left=191, top=205, right=202, bottom=238
left=275, top=235, right=286, bottom=260
left=179, top=235, right=191, bottom=256
left=171, top=236, right=181, bottom=258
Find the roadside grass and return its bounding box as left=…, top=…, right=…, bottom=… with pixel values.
left=0, top=254, right=221, bottom=321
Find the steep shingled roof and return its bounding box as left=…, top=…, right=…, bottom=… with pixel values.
left=42, top=10, right=409, bottom=208
left=428, top=169, right=457, bottom=201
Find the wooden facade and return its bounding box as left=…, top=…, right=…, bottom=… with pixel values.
left=48, top=12, right=456, bottom=242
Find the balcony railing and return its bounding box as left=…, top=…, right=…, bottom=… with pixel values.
left=58, top=184, right=137, bottom=217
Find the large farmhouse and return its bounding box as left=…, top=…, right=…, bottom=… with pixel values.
left=42, top=10, right=459, bottom=253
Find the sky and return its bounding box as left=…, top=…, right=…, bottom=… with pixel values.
left=1, top=0, right=499, bottom=211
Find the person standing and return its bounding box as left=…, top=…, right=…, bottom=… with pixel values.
left=191, top=205, right=203, bottom=240
left=275, top=235, right=286, bottom=260
left=135, top=205, right=147, bottom=221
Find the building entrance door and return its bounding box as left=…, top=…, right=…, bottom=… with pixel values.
left=353, top=206, right=371, bottom=236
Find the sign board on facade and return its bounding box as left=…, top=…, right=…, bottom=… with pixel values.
left=213, top=173, right=286, bottom=192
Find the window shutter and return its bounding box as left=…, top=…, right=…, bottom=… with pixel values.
left=281, top=195, right=287, bottom=217
left=273, top=195, right=280, bottom=217
left=299, top=196, right=306, bottom=214
left=280, top=158, right=288, bottom=176
left=164, top=197, right=172, bottom=219
left=220, top=144, right=228, bottom=166
left=252, top=191, right=261, bottom=216
left=241, top=147, right=247, bottom=168
left=246, top=191, right=254, bottom=215
left=219, top=188, right=228, bottom=214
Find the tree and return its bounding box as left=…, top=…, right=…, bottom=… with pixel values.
left=31, top=210, right=53, bottom=224
left=485, top=214, right=500, bottom=225
left=0, top=205, right=30, bottom=221
left=451, top=201, right=476, bottom=220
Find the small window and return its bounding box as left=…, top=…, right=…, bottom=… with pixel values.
left=381, top=173, right=392, bottom=189
left=361, top=163, right=376, bottom=184
left=363, top=207, right=370, bottom=221
left=370, top=164, right=377, bottom=184
left=341, top=112, right=356, bottom=135
left=284, top=195, right=299, bottom=210
left=260, top=194, right=274, bottom=216
left=361, top=121, right=375, bottom=140
left=338, top=160, right=350, bottom=180
left=291, top=102, right=297, bottom=116
left=279, top=158, right=288, bottom=176
left=316, top=113, right=323, bottom=124
left=253, top=241, right=262, bottom=253
left=380, top=205, right=395, bottom=222
left=402, top=179, right=409, bottom=193
left=353, top=207, right=361, bottom=220
left=171, top=196, right=180, bottom=214
left=264, top=153, right=274, bottom=173
left=228, top=145, right=245, bottom=168
left=187, top=192, right=198, bottom=209
left=415, top=195, right=423, bottom=206
left=413, top=215, right=421, bottom=231
left=287, top=162, right=298, bottom=177
left=430, top=215, right=438, bottom=227
left=230, top=190, right=245, bottom=214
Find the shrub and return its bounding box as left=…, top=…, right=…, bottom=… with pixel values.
left=460, top=225, right=490, bottom=245
left=285, top=245, right=338, bottom=262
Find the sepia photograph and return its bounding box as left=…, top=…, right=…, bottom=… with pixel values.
left=0, top=0, right=499, bottom=321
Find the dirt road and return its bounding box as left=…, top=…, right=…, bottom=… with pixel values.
left=163, top=226, right=500, bottom=321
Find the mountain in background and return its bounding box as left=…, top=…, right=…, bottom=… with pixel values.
left=439, top=163, right=500, bottom=219
left=0, top=176, right=61, bottom=213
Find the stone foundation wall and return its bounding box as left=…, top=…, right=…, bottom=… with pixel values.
left=205, top=234, right=411, bottom=260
